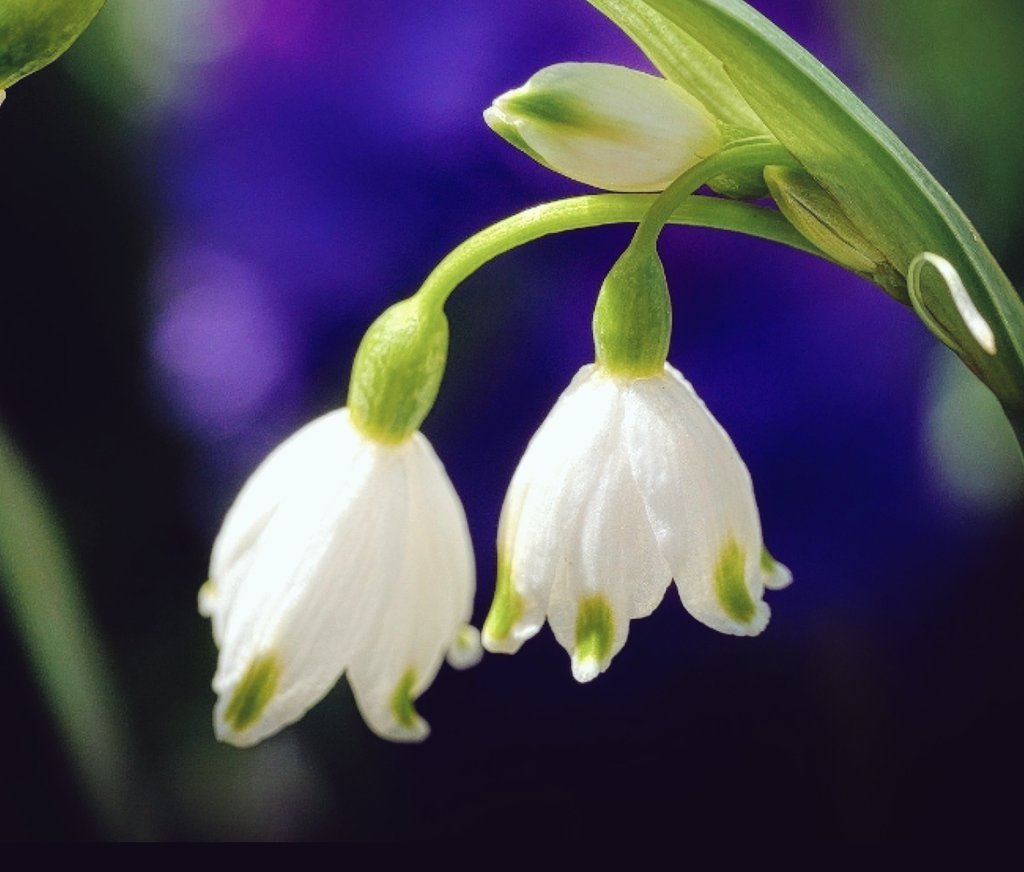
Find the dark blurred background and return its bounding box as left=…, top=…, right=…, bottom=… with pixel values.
left=1, top=0, right=1022, bottom=841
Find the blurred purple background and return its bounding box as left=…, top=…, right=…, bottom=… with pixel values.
left=1, top=0, right=1021, bottom=841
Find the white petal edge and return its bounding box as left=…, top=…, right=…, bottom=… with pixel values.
left=202, top=409, right=359, bottom=645
left=343, top=430, right=475, bottom=742
left=625, top=365, right=771, bottom=637
left=483, top=366, right=621, bottom=654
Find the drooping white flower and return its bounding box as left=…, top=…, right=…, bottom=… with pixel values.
left=200, top=408, right=480, bottom=746
left=484, top=62, right=722, bottom=192
left=482, top=363, right=790, bottom=682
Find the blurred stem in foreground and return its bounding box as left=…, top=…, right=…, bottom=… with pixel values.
left=0, top=422, right=146, bottom=838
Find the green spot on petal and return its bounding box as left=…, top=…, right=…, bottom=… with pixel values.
left=715, top=538, right=756, bottom=624
left=390, top=669, right=419, bottom=730
left=224, top=654, right=280, bottom=733
left=574, top=595, right=614, bottom=668
left=760, top=548, right=777, bottom=574
left=482, top=554, right=523, bottom=643
left=502, top=90, right=593, bottom=129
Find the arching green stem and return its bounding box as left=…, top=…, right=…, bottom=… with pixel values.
left=415, top=189, right=819, bottom=310
left=631, top=138, right=797, bottom=250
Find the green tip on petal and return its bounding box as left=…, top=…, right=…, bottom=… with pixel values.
left=714, top=538, right=756, bottom=624
left=197, top=578, right=216, bottom=615
left=389, top=668, right=421, bottom=731
left=761, top=546, right=793, bottom=591
left=482, top=554, right=524, bottom=648
left=572, top=595, right=614, bottom=682
left=483, top=105, right=553, bottom=170
left=499, top=90, right=596, bottom=131
left=446, top=624, right=484, bottom=670
left=224, top=653, right=281, bottom=734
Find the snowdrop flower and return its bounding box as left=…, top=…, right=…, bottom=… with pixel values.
left=201, top=298, right=480, bottom=745
left=484, top=62, right=722, bottom=192
left=482, top=363, right=790, bottom=682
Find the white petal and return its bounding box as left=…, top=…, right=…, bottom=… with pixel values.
left=202, top=410, right=355, bottom=645
left=345, top=433, right=475, bottom=742
left=545, top=432, right=672, bottom=682
left=761, top=552, right=793, bottom=591
left=483, top=366, right=619, bottom=652
left=489, top=63, right=721, bottom=192
left=212, top=415, right=389, bottom=746
left=625, top=366, right=771, bottom=636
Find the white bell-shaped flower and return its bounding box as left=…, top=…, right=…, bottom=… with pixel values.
left=482, top=363, right=790, bottom=682
left=484, top=62, right=722, bottom=192
left=200, top=408, right=480, bottom=746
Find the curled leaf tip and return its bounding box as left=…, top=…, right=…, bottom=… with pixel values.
left=909, top=252, right=997, bottom=357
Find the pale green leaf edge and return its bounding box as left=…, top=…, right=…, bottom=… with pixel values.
left=591, top=0, right=1024, bottom=440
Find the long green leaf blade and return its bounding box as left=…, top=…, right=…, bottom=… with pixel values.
left=593, top=0, right=1024, bottom=426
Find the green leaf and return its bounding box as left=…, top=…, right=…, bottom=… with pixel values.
left=590, top=0, right=1024, bottom=439
left=0, top=0, right=105, bottom=90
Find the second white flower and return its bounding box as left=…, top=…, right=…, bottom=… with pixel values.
left=482, top=363, right=790, bottom=682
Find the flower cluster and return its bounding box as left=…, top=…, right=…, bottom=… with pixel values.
left=200, top=62, right=790, bottom=746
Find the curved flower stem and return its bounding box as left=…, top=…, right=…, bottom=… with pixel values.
left=416, top=190, right=820, bottom=309
left=632, top=138, right=797, bottom=249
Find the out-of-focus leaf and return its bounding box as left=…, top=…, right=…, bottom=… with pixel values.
left=0, top=422, right=143, bottom=837
left=0, top=0, right=105, bottom=90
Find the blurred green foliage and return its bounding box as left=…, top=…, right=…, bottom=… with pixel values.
left=0, top=0, right=104, bottom=90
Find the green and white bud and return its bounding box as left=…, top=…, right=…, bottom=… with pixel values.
left=593, top=240, right=671, bottom=378
left=484, top=62, right=722, bottom=192
left=0, top=0, right=105, bottom=91
left=347, top=296, right=449, bottom=444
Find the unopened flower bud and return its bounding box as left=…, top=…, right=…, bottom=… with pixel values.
left=485, top=62, right=722, bottom=192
